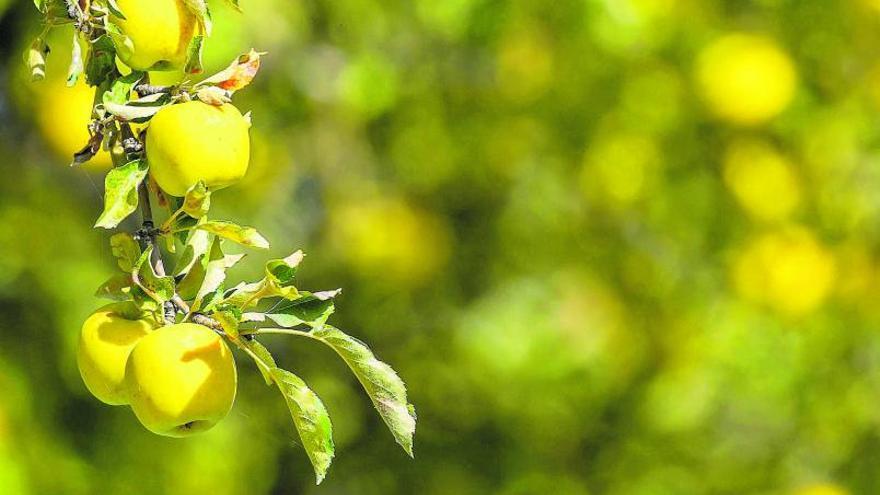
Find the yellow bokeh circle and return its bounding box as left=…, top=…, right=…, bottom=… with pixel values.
left=723, top=138, right=801, bottom=222
left=732, top=227, right=836, bottom=316
left=696, top=33, right=797, bottom=125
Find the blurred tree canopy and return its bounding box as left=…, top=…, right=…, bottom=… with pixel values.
left=3, top=0, right=880, bottom=493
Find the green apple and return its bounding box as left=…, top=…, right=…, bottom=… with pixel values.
left=77, top=302, right=158, bottom=405
left=125, top=323, right=237, bottom=437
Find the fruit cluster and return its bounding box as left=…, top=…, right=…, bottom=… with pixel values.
left=78, top=303, right=236, bottom=436
left=29, top=0, right=416, bottom=483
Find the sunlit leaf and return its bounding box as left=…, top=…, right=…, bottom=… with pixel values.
left=132, top=246, right=176, bottom=304
left=110, top=232, right=141, bottom=272
left=270, top=368, right=335, bottom=484
left=266, top=290, right=340, bottom=329
left=95, top=274, right=134, bottom=301
left=24, top=35, right=48, bottom=81
left=242, top=339, right=275, bottom=385
left=181, top=181, right=211, bottom=218
left=66, top=31, right=83, bottom=87
left=103, top=71, right=143, bottom=105
left=184, top=34, right=205, bottom=74
left=196, top=220, right=269, bottom=249
left=310, top=325, right=416, bottom=457
left=95, top=159, right=148, bottom=229
left=198, top=49, right=263, bottom=92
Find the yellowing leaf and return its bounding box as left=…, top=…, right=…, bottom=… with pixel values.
left=198, top=49, right=264, bottom=92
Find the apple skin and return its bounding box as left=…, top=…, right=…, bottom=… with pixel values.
left=146, top=101, right=251, bottom=197
left=77, top=302, right=157, bottom=406
left=125, top=323, right=237, bottom=437
left=110, top=0, right=198, bottom=71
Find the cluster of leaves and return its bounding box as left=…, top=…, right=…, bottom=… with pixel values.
left=28, top=0, right=416, bottom=484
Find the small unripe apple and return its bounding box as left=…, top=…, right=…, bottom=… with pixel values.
left=77, top=302, right=157, bottom=405
left=125, top=323, right=237, bottom=437
left=110, top=0, right=198, bottom=71
left=146, top=101, right=251, bottom=197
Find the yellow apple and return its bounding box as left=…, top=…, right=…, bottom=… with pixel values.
left=146, top=101, right=251, bottom=196
left=125, top=323, right=237, bottom=437
left=77, top=302, right=158, bottom=405
left=110, top=0, right=198, bottom=71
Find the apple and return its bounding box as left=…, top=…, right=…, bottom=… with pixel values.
left=125, top=323, right=237, bottom=437
left=146, top=101, right=251, bottom=197
left=77, top=302, right=157, bottom=405
left=110, top=0, right=198, bottom=71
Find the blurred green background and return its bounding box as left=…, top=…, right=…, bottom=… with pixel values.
left=2, top=0, right=880, bottom=493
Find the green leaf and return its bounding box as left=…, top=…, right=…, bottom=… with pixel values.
left=266, top=290, right=340, bottom=329
left=66, top=31, right=83, bottom=87
left=184, top=34, right=205, bottom=74
left=24, top=35, right=49, bottom=81
left=132, top=246, right=176, bottom=304
left=173, top=227, right=211, bottom=276
left=85, top=35, right=117, bottom=86
left=211, top=305, right=241, bottom=339
left=243, top=339, right=276, bottom=386
left=222, top=0, right=241, bottom=12
left=103, top=71, right=143, bottom=105
left=266, top=250, right=303, bottom=287
left=196, top=220, right=269, bottom=249
left=106, top=0, right=125, bottom=18
left=270, top=368, right=335, bottom=484
left=221, top=251, right=307, bottom=310
left=181, top=181, right=211, bottom=219
left=222, top=280, right=265, bottom=309
left=310, top=325, right=416, bottom=457
left=95, top=274, right=134, bottom=301
left=192, top=238, right=244, bottom=310
left=110, top=232, right=141, bottom=272
left=95, top=159, right=148, bottom=229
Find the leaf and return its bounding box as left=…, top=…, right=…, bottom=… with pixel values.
left=181, top=181, right=211, bottom=218
left=222, top=280, right=265, bottom=309
left=243, top=339, right=275, bottom=385
left=181, top=0, right=212, bottom=36
left=110, top=232, right=141, bottom=271
left=221, top=251, right=307, bottom=310
left=266, top=290, right=340, bottom=329
left=270, top=368, right=335, bottom=484
left=266, top=250, right=304, bottom=287
left=211, top=306, right=241, bottom=339
left=103, top=71, right=143, bottom=105
left=95, top=159, right=148, bottom=229
left=198, top=49, right=263, bottom=92
left=103, top=101, right=165, bottom=122
left=184, top=34, right=205, bottom=74
left=132, top=246, right=176, bottom=304
left=95, top=274, right=134, bottom=301
left=85, top=35, right=118, bottom=86
left=221, top=0, right=241, bottom=12
left=310, top=326, right=416, bottom=456
left=66, top=31, right=83, bottom=87
left=173, top=227, right=211, bottom=276
left=195, top=86, right=231, bottom=106
left=192, top=238, right=244, bottom=310
left=24, top=35, right=49, bottom=81
left=106, top=0, right=125, bottom=18
left=196, top=220, right=269, bottom=249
